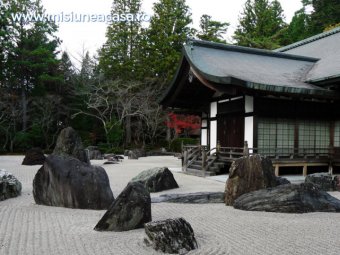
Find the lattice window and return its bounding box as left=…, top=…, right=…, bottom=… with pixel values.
left=298, top=120, right=330, bottom=153
left=257, top=118, right=294, bottom=156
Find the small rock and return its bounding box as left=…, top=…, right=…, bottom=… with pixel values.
left=22, top=147, right=46, bottom=165
left=144, top=218, right=198, bottom=254
left=276, top=176, right=291, bottom=186
left=0, top=169, right=22, bottom=201
left=85, top=146, right=103, bottom=160
left=131, top=167, right=179, bottom=193
left=94, top=182, right=151, bottom=232
left=305, top=173, right=335, bottom=191
left=128, top=150, right=138, bottom=160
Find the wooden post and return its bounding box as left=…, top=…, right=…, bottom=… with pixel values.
left=183, top=150, right=188, bottom=172
left=217, top=140, right=221, bottom=153
left=275, top=165, right=279, bottom=176
left=303, top=164, right=308, bottom=177
left=243, top=141, right=249, bottom=157
left=202, top=149, right=207, bottom=177
left=329, top=161, right=333, bottom=175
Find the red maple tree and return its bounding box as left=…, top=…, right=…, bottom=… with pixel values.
left=165, top=112, right=201, bottom=135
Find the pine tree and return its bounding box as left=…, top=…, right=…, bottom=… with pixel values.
left=234, top=0, right=287, bottom=49
left=309, top=0, right=340, bottom=33
left=197, top=14, right=229, bottom=43
left=98, top=0, right=144, bottom=80
left=146, top=0, right=193, bottom=81
left=281, top=7, right=313, bottom=45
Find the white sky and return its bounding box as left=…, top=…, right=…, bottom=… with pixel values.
left=41, top=0, right=303, bottom=64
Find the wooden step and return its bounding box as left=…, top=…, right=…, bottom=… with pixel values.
left=185, top=168, right=216, bottom=176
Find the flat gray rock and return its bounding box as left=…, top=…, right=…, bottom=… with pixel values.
left=131, top=167, right=179, bottom=193
left=234, top=183, right=340, bottom=213
left=152, top=192, right=224, bottom=203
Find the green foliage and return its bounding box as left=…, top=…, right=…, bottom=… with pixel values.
left=169, top=138, right=199, bottom=152
left=197, top=14, right=229, bottom=43
left=146, top=0, right=193, bottom=81
left=234, top=0, right=287, bottom=49
left=98, top=0, right=144, bottom=80
left=309, top=0, right=340, bottom=34
left=280, top=7, right=314, bottom=45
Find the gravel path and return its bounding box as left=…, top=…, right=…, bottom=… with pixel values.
left=1, top=155, right=340, bottom=255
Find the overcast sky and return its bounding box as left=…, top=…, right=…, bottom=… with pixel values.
left=41, top=0, right=303, bottom=64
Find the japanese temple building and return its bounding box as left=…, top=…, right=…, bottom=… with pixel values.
left=160, top=27, right=340, bottom=176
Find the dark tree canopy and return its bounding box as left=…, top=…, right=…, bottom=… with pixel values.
left=234, top=0, right=287, bottom=49
left=197, top=14, right=229, bottom=43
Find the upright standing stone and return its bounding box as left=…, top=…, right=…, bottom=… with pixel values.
left=225, top=155, right=277, bottom=205
left=33, top=155, right=114, bottom=209
left=94, top=182, right=151, bottom=231
left=53, top=127, right=89, bottom=164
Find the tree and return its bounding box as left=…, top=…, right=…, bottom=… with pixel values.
left=281, top=7, right=313, bottom=45
left=165, top=113, right=201, bottom=137
left=308, top=0, right=340, bottom=33
left=234, top=0, right=287, bottom=49
left=197, top=14, right=229, bottom=43
left=146, top=0, right=193, bottom=81
left=4, top=0, right=61, bottom=131
left=98, top=0, right=144, bottom=80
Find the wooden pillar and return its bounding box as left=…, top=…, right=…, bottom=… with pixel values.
left=303, top=164, right=308, bottom=177
left=275, top=165, right=279, bottom=176
left=183, top=150, right=188, bottom=172
left=202, top=149, right=207, bottom=177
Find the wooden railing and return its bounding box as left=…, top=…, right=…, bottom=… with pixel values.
left=182, top=142, right=336, bottom=174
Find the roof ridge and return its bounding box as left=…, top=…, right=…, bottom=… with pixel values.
left=185, top=39, right=319, bottom=62
left=275, top=26, right=340, bottom=52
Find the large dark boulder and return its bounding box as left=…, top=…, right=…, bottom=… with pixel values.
left=22, top=147, right=46, bottom=165
left=305, top=173, right=336, bottom=191
left=33, top=155, right=114, bottom=209
left=94, top=182, right=151, bottom=232
left=0, top=169, right=22, bottom=201
left=225, top=155, right=278, bottom=205
left=234, top=183, right=340, bottom=213
left=144, top=218, right=198, bottom=254
left=152, top=192, right=224, bottom=204
left=131, top=167, right=179, bottom=193
left=53, top=127, right=89, bottom=164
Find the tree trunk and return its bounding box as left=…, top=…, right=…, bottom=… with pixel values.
left=125, top=115, right=131, bottom=146
left=21, top=83, right=27, bottom=131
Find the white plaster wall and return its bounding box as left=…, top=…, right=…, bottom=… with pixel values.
left=245, top=96, right=254, bottom=113
left=202, top=119, right=208, bottom=128
left=210, top=102, right=217, bottom=118
left=245, top=117, right=254, bottom=149
left=210, top=120, right=217, bottom=151
left=201, top=129, right=208, bottom=146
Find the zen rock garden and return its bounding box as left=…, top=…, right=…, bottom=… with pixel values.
left=3, top=127, right=340, bottom=254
